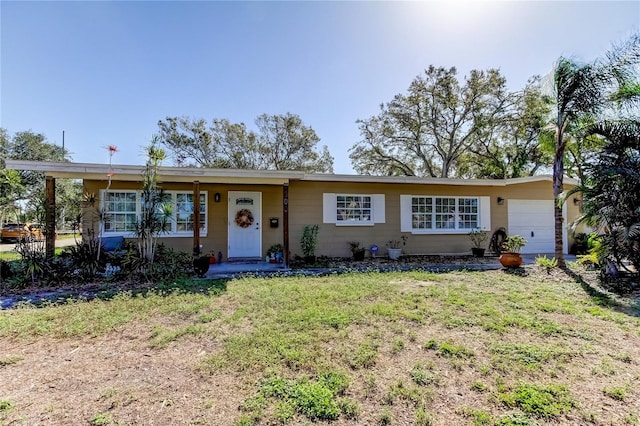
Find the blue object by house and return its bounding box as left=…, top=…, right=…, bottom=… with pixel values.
left=101, top=236, right=124, bottom=252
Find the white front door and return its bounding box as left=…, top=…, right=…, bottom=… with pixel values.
left=508, top=200, right=567, bottom=254
left=228, top=191, right=262, bottom=258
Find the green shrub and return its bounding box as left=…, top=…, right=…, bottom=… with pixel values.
left=471, top=381, right=488, bottom=392
left=293, top=381, right=340, bottom=420
left=495, top=412, right=540, bottom=425
left=338, top=398, right=360, bottom=419
left=460, top=406, right=492, bottom=425
left=415, top=407, right=433, bottom=426
left=411, top=362, right=438, bottom=386
left=425, top=339, right=475, bottom=359
left=503, top=235, right=527, bottom=253
left=274, top=400, right=296, bottom=423
left=253, top=373, right=349, bottom=422
left=535, top=255, right=558, bottom=271
left=0, top=400, right=14, bottom=411
left=379, top=407, right=393, bottom=425
left=577, top=252, right=600, bottom=267
left=498, top=383, right=575, bottom=418
left=260, top=376, right=290, bottom=398
left=349, top=340, right=379, bottom=369
left=318, top=370, right=350, bottom=394
left=300, top=224, right=319, bottom=258
left=90, top=412, right=112, bottom=425
left=0, top=355, right=23, bottom=366
left=385, top=379, right=424, bottom=406
left=62, top=239, right=104, bottom=279
left=392, top=337, right=405, bottom=354
left=603, top=386, right=627, bottom=401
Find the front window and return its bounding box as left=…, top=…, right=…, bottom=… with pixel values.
left=435, top=197, right=457, bottom=229
left=336, top=195, right=372, bottom=222
left=457, top=197, right=479, bottom=229
left=411, top=196, right=478, bottom=231
left=104, top=191, right=138, bottom=232
left=411, top=197, right=433, bottom=229
left=102, top=190, right=207, bottom=236
left=175, top=193, right=207, bottom=233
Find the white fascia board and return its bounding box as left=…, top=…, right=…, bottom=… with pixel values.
left=301, top=173, right=509, bottom=186
left=5, top=160, right=301, bottom=184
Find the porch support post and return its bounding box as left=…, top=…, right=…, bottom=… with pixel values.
left=45, top=176, right=56, bottom=259
left=283, top=183, right=289, bottom=267
left=193, top=180, right=201, bottom=255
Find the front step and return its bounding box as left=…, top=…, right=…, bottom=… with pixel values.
left=226, top=257, right=264, bottom=264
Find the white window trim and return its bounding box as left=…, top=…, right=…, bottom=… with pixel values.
left=400, top=195, right=490, bottom=235
left=100, top=190, right=139, bottom=236
left=171, top=191, right=208, bottom=236
left=323, top=193, right=385, bottom=226
left=100, top=190, right=208, bottom=237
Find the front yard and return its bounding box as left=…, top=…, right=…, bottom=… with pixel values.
left=1, top=267, right=639, bottom=425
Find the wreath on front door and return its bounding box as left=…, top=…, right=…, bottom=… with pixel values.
left=235, top=209, right=254, bottom=228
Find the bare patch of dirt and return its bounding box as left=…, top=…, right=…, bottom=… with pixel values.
left=2, top=266, right=639, bottom=425
left=1, top=325, right=251, bottom=425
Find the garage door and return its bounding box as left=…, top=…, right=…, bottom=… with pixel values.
left=508, top=200, right=566, bottom=254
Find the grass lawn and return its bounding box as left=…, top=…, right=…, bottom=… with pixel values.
left=0, top=268, right=639, bottom=425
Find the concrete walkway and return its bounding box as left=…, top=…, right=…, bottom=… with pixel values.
left=204, top=261, right=289, bottom=278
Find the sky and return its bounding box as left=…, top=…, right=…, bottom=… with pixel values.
left=1, top=1, right=638, bottom=174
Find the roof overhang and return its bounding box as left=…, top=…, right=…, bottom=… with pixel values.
left=300, top=173, right=578, bottom=186
left=4, top=160, right=578, bottom=187
left=4, top=160, right=301, bottom=185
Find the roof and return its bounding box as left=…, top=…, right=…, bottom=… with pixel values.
left=4, top=160, right=578, bottom=187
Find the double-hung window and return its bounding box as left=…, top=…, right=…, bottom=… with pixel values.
left=401, top=195, right=489, bottom=233
left=323, top=193, right=385, bottom=225
left=103, top=191, right=138, bottom=233
left=174, top=192, right=207, bottom=234
left=101, top=190, right=207, bottom=236
left=337, top=195, right=372, bottom=222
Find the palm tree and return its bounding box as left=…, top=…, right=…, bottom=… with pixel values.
left=547, top=34, right=640, bottom=267
left=573, top=119, right=640, bottom=273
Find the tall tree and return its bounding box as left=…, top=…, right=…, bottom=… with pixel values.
left=10, top=131, right=67, bottom=187
left=458, top=76, right=552, bottom=178
left=0, top=129, right=22, bottom=225
left=157, top=113, right=334, bottom=172
left=0, top=169, right=24, bottom=225
left=350, top=66, right=512, bottom=178
left=135, top=140, right=172, bottom=268
left=0, top=129, right=71, bottom=226
left=547, top=34, right=640, bottom=267
left=573, top=119, right=640, bottom=273
left=156, top=117, right=261, bottom=169
left=255, top=113, right=334, bottom=173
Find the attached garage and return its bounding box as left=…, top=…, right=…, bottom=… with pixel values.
left=508, top=200, right=567, bottom=254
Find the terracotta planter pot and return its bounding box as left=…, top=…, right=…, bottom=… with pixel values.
left=499, top=252, right=523, bottom=268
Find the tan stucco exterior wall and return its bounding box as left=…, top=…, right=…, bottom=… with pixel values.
left=83, top=180, right=285, bottom=261
left=84, top=178, right=578, bottom=259
left=288, top=181, right=498, bottom=257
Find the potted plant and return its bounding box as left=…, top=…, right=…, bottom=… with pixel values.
left=300, top=224, right=319, bottom=264
left=386, top=235, right=407, bottom=260
left=499, top=234, right=527, bottom=268
left=467, top=228, right=488, bottom=257
left=348, top=241, right=367, bottom=261
left=267, top=243, right=284, bottom=263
